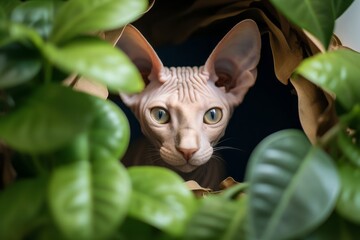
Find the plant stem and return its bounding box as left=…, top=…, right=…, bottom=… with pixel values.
left=317, top=123, right=342, bottom=148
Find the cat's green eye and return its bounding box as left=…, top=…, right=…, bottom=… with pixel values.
left=150, top=107, right=170, bottom=124
left=204, top=108, right=222, bottom=124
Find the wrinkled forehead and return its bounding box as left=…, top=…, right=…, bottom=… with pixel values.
left=154, top=66, right=218, bottom=104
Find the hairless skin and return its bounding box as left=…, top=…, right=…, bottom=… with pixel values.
left=118, top=20, right=261, bottom=189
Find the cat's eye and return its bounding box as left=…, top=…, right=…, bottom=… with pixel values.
left=150, top=107, right=170, bottom=124
left=204, top=108, right=222, bottom=124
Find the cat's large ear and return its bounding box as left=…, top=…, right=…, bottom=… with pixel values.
left=116, top=24, right=164, bottom=107
left=204, top=19, right=261, bottom=106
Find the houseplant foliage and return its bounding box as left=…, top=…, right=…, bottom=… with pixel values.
left=0, top=0, right=197, bottom=239
left=182, top=0, right=360, bottom=239
left=1, top=0, right=360, bottom=240
left=244, top=0, right=360, bottom=239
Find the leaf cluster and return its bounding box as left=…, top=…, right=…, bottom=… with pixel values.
left=1, top=0, right=360, bottom=240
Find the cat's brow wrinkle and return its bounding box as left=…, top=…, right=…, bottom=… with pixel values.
left=160, top=66, right=213, bottom=103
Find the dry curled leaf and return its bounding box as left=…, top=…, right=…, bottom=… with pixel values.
left=186, top=177, right=242, bottom=197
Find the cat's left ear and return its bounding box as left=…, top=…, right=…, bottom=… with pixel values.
left=204, top=19, right=261, bottom=106
left=116, top=24, right=164, bottom=108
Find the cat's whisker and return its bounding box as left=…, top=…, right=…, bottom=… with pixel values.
left=210, top=156, right=222, bottom=164
left=144, top=145, right=167, bottom=166
left=215, top=137, right=235, bottom=146
left=213, top=146, right=244, bottom=152
left=212, top=137, right=245, bottom=153
left=148, top=155, right=161, bottom=161
left=151, top=158, right=164, bottom=165
left=145, top=146, right=160, bottom=155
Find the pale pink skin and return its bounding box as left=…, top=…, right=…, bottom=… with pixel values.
left=118, top=20, right=261, bottom=188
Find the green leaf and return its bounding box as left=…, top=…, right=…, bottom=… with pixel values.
left=295, top=49, right=360, bottom=111
left=56, top=98, right=131, bottom=164
left=0, top=22, right=44, bottom=48
left=0, top=1, right=49, bottom=47
left=43, top=38, right=144, bottom=93
left=0, top=44, right=41, bottom=89
left=0, top=178, right=46, bottom=240
left=87, top=98, right=130, bottom=161
left=8, top=93, right=130, bottom=175
left=184, top=195, right=247, bottom=240
left=128, top=166, right=197, bottom=237
left=269, top=0, right=354, bottom=48
left=336, top=161, right=360, bottom=224
left=10, top=0, right=59, bottom=39
left=245, top=129, right=340, bottom=240
left=0, top=84, right=97, bottom=154
left=50, top=0, right=148, bottom=43
left=49, top=159, right=131, bottom=240
left=333, top=0, right=355, bottom=18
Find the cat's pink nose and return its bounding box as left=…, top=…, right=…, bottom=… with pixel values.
left=176, top=147, right=198, bottom=161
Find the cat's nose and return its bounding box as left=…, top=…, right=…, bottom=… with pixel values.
left=176, top=147, right=198, bottom=161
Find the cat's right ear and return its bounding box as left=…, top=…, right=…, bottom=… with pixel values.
left=116, top=24, right=164, bottom=107
left=204, top=20, right=261, bottom=107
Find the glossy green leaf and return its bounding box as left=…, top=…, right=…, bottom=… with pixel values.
left=0, top=178, right=46, bottom=240
left=0, top=22, right=44, bottom=48
left=50, top=0, right=148, bottom=43
left=49, top=159, right=131, bottom=240
left=0, top=44, right=41, bottom=89
left=87, top=97, right=130, bottom=161
left=128, top=166, right=197, bottom=237
left=0, top=1, right=49, bottom=47
left=43, top=38, right=144, bottom=93
left=184, top=195, right=247, bottom=240
left=336, top=161, right=360, bottom=224
left=10, top=0, right=58, bottom=39
left=269, top=0, right=354, bottom=48
left=295, top=49, right=360, bottom=111
left=55, top=98, right=131, bottom=164
left=333, top=0, right=355, bottom=18
left=0, top=84, right=97, bottom=154
left=8, top=93, right=130, bottom=174
left=245, top=129, right=340, bottom=240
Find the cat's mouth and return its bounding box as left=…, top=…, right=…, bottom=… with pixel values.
left=158, top=155, right=204, bottom=173
left=159, top=145, right=213, bottom=172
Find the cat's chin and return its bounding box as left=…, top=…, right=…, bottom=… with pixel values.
left=173, top=164, right=199, bottom=173
left=155, top=157, right=199, bottom=173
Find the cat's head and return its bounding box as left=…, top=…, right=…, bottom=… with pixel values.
left=117, top=20, right=261, bottom=173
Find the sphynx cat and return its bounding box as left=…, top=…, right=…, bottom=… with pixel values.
left=118, top=19, right=261, bottom=190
